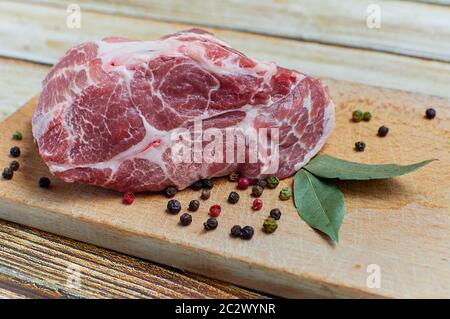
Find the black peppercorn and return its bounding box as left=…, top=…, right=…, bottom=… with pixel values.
left=241, top=226, right=254, bottom=240
left=425, top=108, right=436, bottom=119
left=191, top=180, right=203, bottom=191
left=179, top=213, right=192, bottom=226
left=203, top=217, right=218, bottom=230
left=270, top=208, right=282, bottom=220
left=230, top=225, right=242, bottom=238
left=9, top=160, right=20, bottom=171
left=251, top=185, right=264, bottom=197
left=164, top=186, right=177, bottom=198
left=227, top=191, right=240, bottom=204
left=378, top=126, right=389, bottom=137
left=201, top=178, right=214, bottom=189
left=167, top=199, right=181, bottom=214
left=188, top=199, right=200, bottom=212
left=201, top=188, right=211, bottom=200
left=10, top=146, right=20, bottom=158
left=355, top=141, right=366, bottom=152
left=256, top=179, right=267, bottom=189
left=2, top=167, right=13, bottom=180
left=39, top=177, right=51, bottom=188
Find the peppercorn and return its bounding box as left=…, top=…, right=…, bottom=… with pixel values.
left=228, top=191, right=240, bottom=204
left=10, top=146, right=20, bottom=158
left=378, top=126, right=389, bottom=137
left=201, top=188, right=211, bottom=200
left=12, top=131, right=22, bottom=140
left=355, top=141, right=366, bottom=152
left=188, top=200, right=200, bottom=212
left=209, top=204, right=221, bottom=217
left=230, top=225, right=242, bottom=238
left=263, top=217, right=278, bottom=234
left=237, top=177, right=249, bottom=190
left=363, top=111, right=372, bottom=121
left=191, top=180, right=203, bottom=191
left=164, top=186, right=177, bottom=198
left=179, top=213, right=192, bottom=226
left=425, top=108, right=436, bottom=119
left=228, top=171, right=240, bottom=182
left=352, top=110, right=364, bottom=122
left=9, top=160, right=20, bottom=171
left=266, top=176, right=279, bottom=189
left=256, top=179, right=267, bottom=189
left=39, top=177, right=51, bottom=188
left=251, top=185, right=264, bottom=197
left=270, top=208, right=282, bottom=220
left=252, top=198, right=263, bottom=210
left=203, top=217, right=218, bottom=230
left=201, top=178, right=214, bottom=189
left=167, top=199, right=181, bottom=214
left=122, top=191, right=135, bottom=204
left=279, top=187, right=292, bottom=201
left=241, top=226, right=254, bottom=240
left=2, top=167, right=13, bottom=180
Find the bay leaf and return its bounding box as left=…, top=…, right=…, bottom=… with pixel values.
left=304, top=154, right=434, bottom=180
left=294, top=169, right=345, bottom=242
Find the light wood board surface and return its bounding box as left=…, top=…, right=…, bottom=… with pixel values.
left=0, top=80, right=448, bottom=298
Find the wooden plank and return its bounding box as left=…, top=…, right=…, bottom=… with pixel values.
left=1, top=2, right=449, bottom=100
left=26, top=0, right=450, bottom=62
left=0, top=82, right=448, bottom=298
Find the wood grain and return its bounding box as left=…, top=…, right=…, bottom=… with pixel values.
left=0, top=81, right=448, bottom=298
left=27, top=0, right=450, bottom=61
left=1, top=1, right=450, bottom=99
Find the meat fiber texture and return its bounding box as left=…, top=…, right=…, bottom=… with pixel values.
left=32, top=29, right=335, bottom=192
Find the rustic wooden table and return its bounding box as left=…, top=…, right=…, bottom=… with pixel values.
left=0, top=0, right=449, bottom=298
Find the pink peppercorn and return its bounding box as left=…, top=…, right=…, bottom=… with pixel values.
left=252, top=198, right=263, bottom=210
left=237, top=177, right=250, bottom=190
left=209, top=204, right=222, bottom=217
left=123, top=191, right=135, bottom=205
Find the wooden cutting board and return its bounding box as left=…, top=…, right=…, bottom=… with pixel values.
left=0, top=79, right=448, bottom=298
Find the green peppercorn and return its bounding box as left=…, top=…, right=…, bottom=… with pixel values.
left=188, top=200, right=200, bottom=212
left=228, top=171, right=240, bottom=182
left=352, top=110, right=364, bottom=122
left=227, top=191, right=240, bottom=204
left=263, top=217, right=278, bottom=234
left=12, top=131, right=22, bottom=140
left=179, top=213, right=192, bottom=226
left=266, top=176, right=279, bottom=189
left=167, top=199, right=181, bottom=214
left=164, top=186, right=177, bottom=198
left=355, top=141, right=366, bottom=152
left=201, top=188, right=211, bottom=200
left=191, top=180, right=203, bottom=191
left=256, top=179, right=267, bottom=189
left=270, top=208, right=282, bottom=220
left=251, top=185, right=264, bottom=197
left=201, top=179, right=214, bottom=189
left=2, top=167, right=13, bottom=180
left=363, top=112, right=372, bottom=121
left=203, top=217, right=218, bottom=230
left=279, top=187, right=292, bottom=200
left=9, top=160, right=19, bottom=171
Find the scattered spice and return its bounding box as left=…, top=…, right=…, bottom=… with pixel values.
left=227, top=191, right=240, bottom=204
left=252, top=198, right=263, bottom=210
left=266, top=176, right=279, bottom=189
left=228, top=171, right=240, bottom=182
left=9, top=160, right=20, bottom=171
left=240, top=226, right=254, bottom=240
left=39, top=177, right=51, bottom=188
left=270, top=208, right=282, bottom=220
left=425, top=108, right=436, bottom=119
left=237, top=177, right=250, bottom=190
left=209, top=204, right=221, bottom=217
left=256, top=179, right=267, bottom=189
left=251, top=185, right=264, bottom=197
left=363, top=112, right=372, bottom=121
left=191, top=180, right=203, bottom=191
left=164, top=186, right=177, bottom=198
left=201, top=188, right=211, bottom=200
left=167, top=199, right=181, bottom=214
left=378, top=126, right=389, bottom=137
left=10, top=146, right=20, bottom=158
left=11, top=131, right=22, bottom=140
left=279, top=187, right=292, bottom=200
left=188, top=200, right=200, bottom=212
left=230, top=225, right=243, bottom=237
left=2, top=167, right=13, bottom=180
left=355, top=141, right=366, bottom=152
left=179, top=213, right=192, bottom=226
left=203, top=217, right=218, bottom=230
left=201, top=178, right=214, bottom=189
left=352, top=110, right=364, bottom=122
left=263, top=217, right=278, bottom=234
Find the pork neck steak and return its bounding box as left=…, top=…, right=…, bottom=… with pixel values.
left=32, top=29, right=335, bottom=192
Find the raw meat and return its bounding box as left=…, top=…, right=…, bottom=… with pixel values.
left=32, top=28, right=335, bottom=192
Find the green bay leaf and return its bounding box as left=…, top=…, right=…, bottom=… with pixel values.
left=304, top=154, right=434, bottom=180
left=294, top=169, right=345, bottom=242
